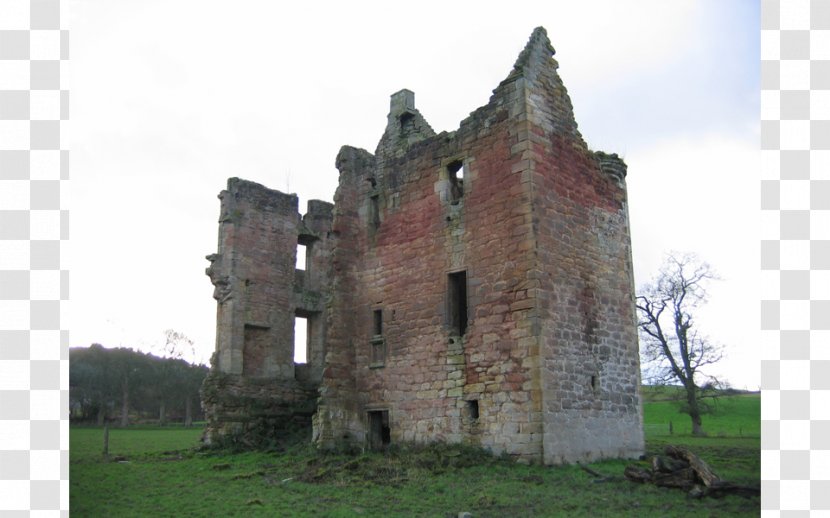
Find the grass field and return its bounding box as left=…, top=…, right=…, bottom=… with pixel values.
left=71, top=392, right=759, bottom=517
left=641, top=386, right=761, bottom=438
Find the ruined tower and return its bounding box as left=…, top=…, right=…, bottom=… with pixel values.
left=202, top=27, right=644, bottom=464
left=201, top=181, right=333, bottom=440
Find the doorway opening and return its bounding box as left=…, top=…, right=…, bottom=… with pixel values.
left=367, top=410, right=390, bottom=450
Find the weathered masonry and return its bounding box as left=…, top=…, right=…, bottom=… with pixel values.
left=201, top=27, right=644, bottom=464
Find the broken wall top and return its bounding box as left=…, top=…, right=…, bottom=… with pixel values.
left=222, top=177, right=334, bottom=222
left=337, top=26, right=600, bottom=184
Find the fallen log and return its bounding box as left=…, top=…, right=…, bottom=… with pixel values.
left=624, top=465, right=652, bottom=483
left=651, top=467, right=696, bottom=490
left=624, top=445, right=759, bottom=499
left=664, top=445, right=720, bottom=487
left=651, top=454, right=688, bottom=474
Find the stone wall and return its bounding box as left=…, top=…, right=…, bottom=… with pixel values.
left=205, top=178, right=300, bottom=378
left=311, top=146, right=373, bottom=447
left=517, top=29, right=644, bottom=463
left=311, top=27, right=643, bottom=463
left=202, top=178, right=333, bottom=444
left=201, top=373, right=317, bottom=444
left=311, top=72, right=543, bottom=457
left=206, top=27, right=643, bottom=463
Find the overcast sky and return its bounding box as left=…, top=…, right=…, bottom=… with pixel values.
left=68, top=1, right=760, bottom=388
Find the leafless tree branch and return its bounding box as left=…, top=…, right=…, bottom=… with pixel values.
left=637, top=252, right=724, bottom=436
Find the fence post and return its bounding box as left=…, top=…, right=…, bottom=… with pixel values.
left=103, top=423, right=110, bottom=460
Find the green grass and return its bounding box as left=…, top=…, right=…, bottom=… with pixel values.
left=71, top=425, right=204, bottom=459
left=71, top=394, right=759, bottom=517
left=642, top=387, right=760, bottom=438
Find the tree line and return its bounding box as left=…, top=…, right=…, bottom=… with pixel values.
left=69, top=343, right=208, bottom=427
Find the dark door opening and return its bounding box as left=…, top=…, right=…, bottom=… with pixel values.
left=368, top=410, right=390, bottom=450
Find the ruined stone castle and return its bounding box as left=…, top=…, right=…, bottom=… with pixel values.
left=201, top=27, right=644, bottom=464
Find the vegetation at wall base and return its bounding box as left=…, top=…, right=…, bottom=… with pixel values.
left=71, top=391, right=759, bottom=517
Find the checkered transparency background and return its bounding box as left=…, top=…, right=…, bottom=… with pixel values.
left=761, top=0, right=830, bottom=514
left=0, top=0, right=69, bottom=515
left=0, top=0, right=822, bottom=515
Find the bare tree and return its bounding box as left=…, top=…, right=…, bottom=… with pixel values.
left=636, top=253, right=724, bottom=436
left=155, top=329, right=196, bottom=426
left=158, top=329, right=195, bottom=361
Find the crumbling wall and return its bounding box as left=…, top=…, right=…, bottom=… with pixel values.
left=311, top=146, right=374, bottom=447
left=202, top=178, right=333, bottom=444
left=201, top=373, right=317, bottom=444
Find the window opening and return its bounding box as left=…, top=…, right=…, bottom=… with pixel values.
left=373, top=309, right=383, bottom=337
left=399, top=112, right=415, bottom=136
left=467, top=400, right=479, bottom=420
left=298, top=235, right=316, bottom=271
left=294, top=316, right=308, bottom=364
left=296, top=242, right=307, bottom=271
left=368, top=410, right=391, bottom=450
left=370, top=308, right=385, bottom=367
left=447, top=160, right=464, bottom=204
left=448, top=271, right=468, bottom=336
left=370, top=195, right=381, bottom=231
